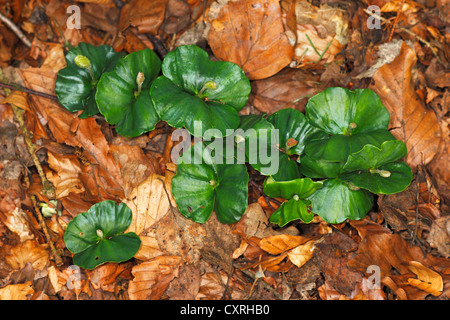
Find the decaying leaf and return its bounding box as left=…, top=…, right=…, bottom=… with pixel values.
left=287, top=240, right=315, bottom=268
left=0, top=281, right=34, bottom=300
left=407, top=261, right=443, bottom=297
left=128, top=255, right=182, bottom=300
left=45, top=152, right=85, bottom=199
left=5, top=240, right=49, bottom=271
left=208, top=0, right=294, bottom=80
left=369, top=41, right=442, bottom=168
left=259, top=234, right=311, bottom=255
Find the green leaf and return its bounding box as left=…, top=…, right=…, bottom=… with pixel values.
left=251, top=108, right=325, bottom=181
left=339, top=161, right=413, bottom=194
left=307, top=178, right=373, bottom=224
left=55, top=43, right=125, bottom=118
left=151, top=45, right=251, bottom=138
left=263, top=176, right=323, bottom=199
left=304, top=87, right=396, bottom=164
left=269, top=198, right=314, bottom=227
left=171, top=143, right=249, bottom=224
left=63, top=200, right=141, bottom=270
left=263, top=177, right=322, bottom=226
left=305, top=87, right=391, bottom=135
left=96, top=48, right=161, bottom=137
left=342, top=140, right=407, bottom=172
left=338, top=140, right=412, bottom=194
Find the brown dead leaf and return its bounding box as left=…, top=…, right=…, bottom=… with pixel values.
left=428, top=216, right=450, bottom=258
left=119, top=0, right=166, bottom=34
left=248, top=68, right=319, bottom=114
left=110, top=144, right=161, bottom=197
left=5, top=240, right=49, bottom=271
left=45, top=152, right=85, bottom=199
left=287, top=240, right=315, bottom=268
left=406, top=261, right=443, bottom=297
left=259, top=234, right=312, bottom=255
left=0, top=281, right=34, bottom=300
left=124, top=173, right=175, bottom=260
left=165, top=263, right=201, bottom=299
left=285, top=1, right=349, bottom=69
left=87, top=262, right=133, bottom=293
left=208, top=0, right=294, bottom=80
left=128, top=255, right=182, bottom=300
left=369, top=41, right=442, bottom=168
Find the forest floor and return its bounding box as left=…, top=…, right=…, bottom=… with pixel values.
left=0, top=0, right=449, bottom=300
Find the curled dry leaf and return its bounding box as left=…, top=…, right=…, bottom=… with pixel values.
left=45, top=152, right=85, bottom=199
left=5, top=240, right=49, bottom=271
left=369, top=41, right=442, bottom=168
left=407, top=261, right=443, bottom=297
left=128, top=255, right=182, bottom=300
left=0, top=281, right=34, bottom=300
left=259, top=234, right=312, bottom=255
left=287, top=240, right=315, bottom=268
left=118, top=0, right=166, bottom=34
left=248, top=68, right=319, bottom=114
left=208, top=0, right=294, bottom=80
left=123, top=173, right=175, bottom=260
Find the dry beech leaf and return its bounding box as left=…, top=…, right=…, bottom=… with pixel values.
left=128, top=255, right=182, bottom=300
left=45, top=152, right=85, bottom=199
left=287, top=240, right=315, bottom=268
left=87, top=262, right=132, bottom=293
left=2, top=207, right=34, bottom=242
left=248, top=68, right=319, bottom=114
left=259, top=234, right=312, bottom=255
left=5, top=240, right=49, bottom=271
left=369, top=42, right=442, bottom=168
left=286, top=1, right=348, bottom=68
left=119, top=0, right=166, bottom=34
left=0, top=281, right=34, bottom=300
left=407, top=261, right=443, bottom=296
left=208, top=0, right=294, bottom=80
left=124, top=173, right=175, bottom=260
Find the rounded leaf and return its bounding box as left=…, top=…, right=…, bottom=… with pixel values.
left=55, top=43, right=125, bottom=118
left=307, top=178, right=373, bottom=224
left=263, top=176, right=323, bottom=200
left=305, top=87, right=390, bottom=135
left=304, top=87, right=396, bottom=164
left=96, top=48, right=161, bottom=137
left=269, top=198, right=314, bottom=227
left=151, top=45, right=251, bottom=137
left=339, top=161, right=413, bottom=194
left=63, top=200, right=141, bottom=269
left=171, top=143, right=249, bottom=224
left=342, top=140, right=408, bottom=173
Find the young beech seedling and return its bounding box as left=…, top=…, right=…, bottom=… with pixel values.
left=150, top=45, right=251, bottom=138
left=96, top=48, right=161, bottom=138
left=63, top=200, right=141, bottom=270
left=55, top=43, right=125, bottom=118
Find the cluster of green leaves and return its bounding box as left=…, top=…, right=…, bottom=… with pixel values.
left=56, top=43, right=413, bottom=269
left=246, top=87, right=413, bottom=225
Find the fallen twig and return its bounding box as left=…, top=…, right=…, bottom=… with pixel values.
left=0, top=81, right=58, bottom=101
left=31, top=195, right=63, bottom=267
left=0, top=11, right=32, bottom=48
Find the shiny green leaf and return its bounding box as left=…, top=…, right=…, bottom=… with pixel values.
left=55, top=43, right=125, bottom=118
left=63, top=200, right=141, bottom=270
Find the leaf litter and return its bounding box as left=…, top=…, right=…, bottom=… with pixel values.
left=0, top=0, right=449, bottom=301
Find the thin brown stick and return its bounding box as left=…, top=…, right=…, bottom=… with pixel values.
left=0, top=11, right=32, bottom=48
left=31, top=195, right=63, bottom=267
left=0, top=82, right=58, bottom=101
